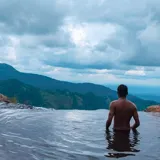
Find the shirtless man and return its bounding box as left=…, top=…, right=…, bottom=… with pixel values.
left=106, top=84, right=140, bottom=131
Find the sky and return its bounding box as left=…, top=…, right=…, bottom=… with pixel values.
left=0, top=0, right=160, bottom=86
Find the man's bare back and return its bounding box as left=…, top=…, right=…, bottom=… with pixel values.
left=106, top=85, right=140, bottom=131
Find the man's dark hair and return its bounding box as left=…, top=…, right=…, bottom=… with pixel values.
left=117, top=84, right=128, bottom=97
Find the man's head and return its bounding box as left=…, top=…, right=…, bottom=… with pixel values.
left=117, top=84, right=128, bottom=98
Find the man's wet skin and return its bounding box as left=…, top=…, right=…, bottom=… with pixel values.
left=113, top=98, right=139, bottom=130
left=106, top=85, right=140, bottom=131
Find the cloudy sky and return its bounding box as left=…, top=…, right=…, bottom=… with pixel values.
left=0, top=0, right=160, bottom=86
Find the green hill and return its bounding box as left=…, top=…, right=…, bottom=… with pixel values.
left=0, top=63, right=116, bottom=98
left=0, top=79, right=157, bottom=110
left=0, top=79, right=110, bottom=109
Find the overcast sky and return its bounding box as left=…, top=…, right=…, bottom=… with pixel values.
left=0, top=0, right=160, bottom=86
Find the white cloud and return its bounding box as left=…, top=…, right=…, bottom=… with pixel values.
left=125, top=67, right=146, bottom=76
left=65, top=22, right=117, bottom=46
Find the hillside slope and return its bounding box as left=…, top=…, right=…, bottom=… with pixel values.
left=0, top=79, right=157, bottom=110
left=0, top=79, right=110, bottom=109
left=0, top=64, right=116, bottom=98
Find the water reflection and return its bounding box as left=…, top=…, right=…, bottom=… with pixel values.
left=105, top=130, right=140, bottom=158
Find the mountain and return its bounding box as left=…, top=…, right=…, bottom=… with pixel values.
left=0, top=63, right=158, bottom=110
left=0, top=79, right=110, bottom=109
left=136, top=94, right=160, bottom=103
left=0, top=63, right=116, bottom=98
left=0, top=79, right=157, bottom=110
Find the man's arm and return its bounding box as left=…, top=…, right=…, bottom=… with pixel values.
left=106, top=102, right=115, bottom=130
left=131, top=107, right=140, bottom=130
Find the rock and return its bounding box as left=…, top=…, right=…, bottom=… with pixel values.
left=0, top=93, right=33, bottom=109
left=0, top=102, right=34, bottom=109
left=0, top=94, right=11, bottom=103
left=145, top=105, right=160, bottom=112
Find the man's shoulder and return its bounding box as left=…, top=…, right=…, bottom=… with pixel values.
left=126, top=100, right=137, bottom=108
left=110, top=100, right=118, bottom=105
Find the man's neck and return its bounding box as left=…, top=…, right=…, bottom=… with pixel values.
left=119, top=97, right=126, bottom=100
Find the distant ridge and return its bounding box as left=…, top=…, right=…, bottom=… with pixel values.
left=0, top=63, right=157, bottom=110
left=0, top=79, right=110, bottom=109
left=0, top=63, right=116, bottom=98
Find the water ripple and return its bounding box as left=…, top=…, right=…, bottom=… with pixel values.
left=0, top=108, right=159, bottom=160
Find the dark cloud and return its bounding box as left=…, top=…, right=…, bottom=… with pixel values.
left=44, top=60, right=115, bottom=70
left=0, top=0, right=67, bottom=35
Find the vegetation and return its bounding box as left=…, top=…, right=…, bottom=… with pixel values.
left=0, top=79, right=158, bottom=110
left=9, top=97, right=18, bottom=104
left=0, top=64, right=117, bottom=98
left=0, top=79, right=109, bottom=109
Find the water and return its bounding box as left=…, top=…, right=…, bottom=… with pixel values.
left=0, top=105, right=159, bottom=160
